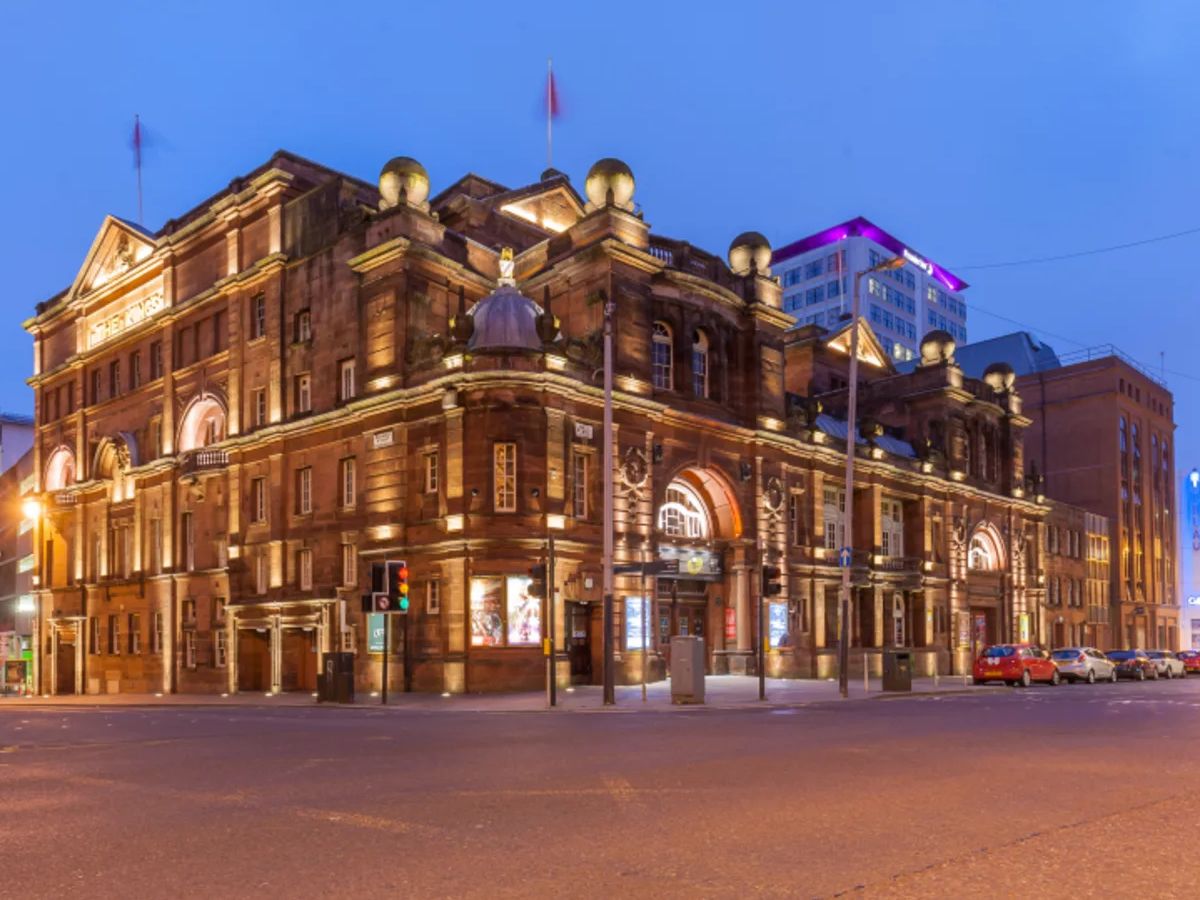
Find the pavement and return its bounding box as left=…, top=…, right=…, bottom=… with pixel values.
left=3, top=676, right=1199, bottom=898
left=0, top=673, right=999, bottom=711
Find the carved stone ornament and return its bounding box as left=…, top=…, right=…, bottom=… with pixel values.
left=620, top=447, right=648, bottom=489
left=950, top=516, right=967, bottom=550
left=763, top=476, right=784, bottom=512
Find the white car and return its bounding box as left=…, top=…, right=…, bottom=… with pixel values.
left=1050, top=647, right=1117, bottom=684
left=1145, top=650, right=1187, bottom=679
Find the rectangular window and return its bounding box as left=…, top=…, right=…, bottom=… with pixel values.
left=109, top=360, right=121, bottom=396
left=572, top=452, right=588, bottom=518
left=881, top=499, right=904, bottom=557
left=152, top=611, right=163, bottom=654
left=823, top=487, right=846, bottom=552
left=213, top=598, right=226, bottom=625
left=130, top=351, right=142, bottom=389
left=89, top=616, right=100, bottom=655
left=176, top=326, right=192, bottom=368
left=493, top=443, right=516, bottom=512
left=340, top=457, right=356, bottom=508
left=295, top=373, right=311, bottom=414
left=339, top=358, right=357, bottom=402
left=108, top=614, right=121, bottom=655
left=253, top=388, right=267, bottom=428
left=185, top=631, right=197, bottom=669
left=341, top=543, right=357, bottom=587
left=427, top=580, right=441, bottom=615
left=297, top=549, right=313, bottom=591
left=212, top=309, right=226, bottom=355
left=215, top=630, right=228, bottom=668
left=296, top=467, right=312, bottom=515
left=251, top=477, right=267, bottom=523
left=788, top=493, right=804, bottom=546
left=182, top=598, right=196, bottom=627
left=251, top=294, right=267, bottom=340
left=294, top=309, right=312, bottom=343
left=181, top=512, right=194, bottom=572
left=423, top=451, right=439, bottom=494
left=148, top=518, right=162, bottom=575
left=91, top=369, right=102, bottom=405
left=255, top=553, right=268, bottom=595
left=128, top=613, right=141, bottom=654
left=150, top=341, right=163, bottom=380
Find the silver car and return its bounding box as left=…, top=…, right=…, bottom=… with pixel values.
left=1050, top=647, right=1117, bottom=684
left=1145, top=650, right=1187, bottom=679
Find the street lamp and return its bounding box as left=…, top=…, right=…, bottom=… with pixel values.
left=22, top=497, right=42, bottom=522
left=838, top=254, right=906, bottom=699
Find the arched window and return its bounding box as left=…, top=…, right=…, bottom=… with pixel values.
left=967, top=527, right=1004, bottom=572
left=658, top=479, right=710, bottom=539
left=177, top=394, right=226, bottom=453
left=44, top=446, right=76, bottom=491
left=692, top=329, right=709, bottom=399
left=651, top=322, right=673, bottom=390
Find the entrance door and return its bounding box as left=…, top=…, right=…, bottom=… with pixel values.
left=238, top=630, right=270, bottom=692
left=56, top=638, right=76, bottom=695
left=282, top=630, right=317, bottom=692
left=970, top=610, right=991, bottom=658
left=566, top=602, right=591, bottom=684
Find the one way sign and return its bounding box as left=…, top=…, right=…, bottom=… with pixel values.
left=837, top=547, right=853, bottom=568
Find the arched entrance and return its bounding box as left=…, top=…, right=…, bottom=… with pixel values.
left=965, top=522, right=1007, bottom=657
left=651, top=466, right=747, bottom=675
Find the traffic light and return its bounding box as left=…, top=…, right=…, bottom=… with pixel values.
left=388, top=560, right=410, bottom=613
left=364, top=560, right=410, bottom=612
left=528, top=563, right=547, bottom=600
left=762, top=565, right=783, bottom=596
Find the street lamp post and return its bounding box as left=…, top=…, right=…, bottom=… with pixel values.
left=838, top=255, right=906, bottom=699
left=602, top=289, right=616, bottom=706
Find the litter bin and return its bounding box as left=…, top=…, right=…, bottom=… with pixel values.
left=318, top=652, right=356, bottom=703
left=670, top=636, right=705, bottom=704
left=882, top=649, right=912, bottom=692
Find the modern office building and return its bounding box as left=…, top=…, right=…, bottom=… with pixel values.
left=953, top=332, right=1178, bottom=650
left=771, top=216, right=968, bottom=363
left=1183, top=467, right=1200, bottom=649
left=0, top=449, right=36, bottom=692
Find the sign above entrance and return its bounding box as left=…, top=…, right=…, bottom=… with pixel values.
left=658, top=546, right=721, bottom=579
left=838, top=547, right=853, bottom=568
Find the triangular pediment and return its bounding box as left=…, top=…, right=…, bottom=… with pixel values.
left=824, top=317, right=894, bottom=371
left=496, top=182, right=586, bottom=234
left=70, top=216, right=157, bottom=299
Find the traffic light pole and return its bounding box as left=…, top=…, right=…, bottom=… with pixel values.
left=758, top=556, right=766, bottom=702
left=381, top=613, right=390, bottom=706
left=601, top=289, right=616, bottom=706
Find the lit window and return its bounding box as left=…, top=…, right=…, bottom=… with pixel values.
left=968, top=532, right=1000, bottom=571
left=295, top=374, right=311, bottom=414
left=251, top=295, right=267, bottom=339
left=294, top=309, right=312, bottom=343
left=339, top=457, right=356, bottom=508
left=572, top=452, right=589, bottom=518
left=494, top=443, right=516, bottom=512
left=185, top=631, right=197, bottom=669
left=296, top=467, right=312, bottom=515
left=339, top=358, right=356, bottom=402
left=253, top=388, right=267, bottom=428
left=651, top=322, right=673, bottom=390
left=692, top=330, right=709, bottom=399
left=251, top=477, right=267, bottom=523
left=128, top=613, right=141, bottom=654
left=424, top=451, right=439, bottom=494
left=658, top=479, right=710, bottom=539
left=215, top=631, right=228, bottom=668
left=427, top=580, right=441, bottom=615
left=342, top=543, right=357, bottom=587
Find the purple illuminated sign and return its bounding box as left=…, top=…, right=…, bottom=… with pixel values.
left=772, top=216, right=968, bottom=292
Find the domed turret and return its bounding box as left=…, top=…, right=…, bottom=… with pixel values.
left=379, top=156, right=430, bottom=210
left=919, top=329, right=956, bottom=366
left=466, top=248, right=557, bottom=355
left=584, top=158, right=635, bottom=211
left=983, top=362, right=1016, bottom=393
left=728, top=231, right=772, bottom=276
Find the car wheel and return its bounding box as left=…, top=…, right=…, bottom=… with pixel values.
left=1152, top=669, right=1160, bottom=680
left=1087, top=669, right=1096, bottom=684
left=1050, top=670, right=1061, bottom=686
left=1020, top=669, right=1032, bottom=688
left=1165, top=668, right=1173, bottom=680
left=1110, top=670, right=1118, bottom=683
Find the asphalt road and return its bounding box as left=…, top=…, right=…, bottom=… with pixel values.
left=3, top=679, right=1200, bottom=899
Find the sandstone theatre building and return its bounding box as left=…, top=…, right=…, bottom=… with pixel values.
left=25, top=150, right=1088, bottom=695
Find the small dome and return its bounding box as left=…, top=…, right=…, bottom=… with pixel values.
left=467, top=285, right=554, bottom=354
left=983, top=361, right=1016, bottom=393
left=585, top=158, right=635, bottom=210
left=728, top=231, right=772, bottom=276
left=919, top=329, right=956, bottom=366
left=379, top=156, right=430, bottom=209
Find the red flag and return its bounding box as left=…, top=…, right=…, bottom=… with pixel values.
left=546, top=68, right=561, bottom=119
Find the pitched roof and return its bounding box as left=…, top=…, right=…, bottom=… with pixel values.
left=951, top=332, right=1061, bottom=379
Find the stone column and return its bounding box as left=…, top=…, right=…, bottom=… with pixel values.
left=874, top=586, right=885, bottom=648
left=734, top=562, right=751, bottom=653
left=270, top=614, right=282, bottom=694
left=73, top=628, right=83, bottom=695
left=226, top=612, right=238, bottom=694
left=49, top=624, right=58, bottom=696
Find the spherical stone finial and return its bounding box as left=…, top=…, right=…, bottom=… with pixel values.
left=379, top=156, right=430, bottom=210
left=728, top=231, right=772, bottom=276
left=584, top=158, right=635, bottom=210
left=919, top=329, right=956, bottom=366
left=983, top=361, right=1017, bottom=393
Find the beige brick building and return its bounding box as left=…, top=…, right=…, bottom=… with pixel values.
left=25, top=150, right=1098, bottom=695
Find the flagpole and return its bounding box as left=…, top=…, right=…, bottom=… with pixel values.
left=546, top=58, right=553, bottom=169
left=134, top=114, right=144, bottom=226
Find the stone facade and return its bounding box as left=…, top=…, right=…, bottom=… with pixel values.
left=25, top=150, right=1094, bottom=695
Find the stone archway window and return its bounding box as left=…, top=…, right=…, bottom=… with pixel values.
left=658, top=479, right=710, bottom=539
left=692, top=329, right=709, bottom=399
left=177, top=394, right=226, bottom=453
left=968, top=531, right=1002, bottom=571
left=651, top=321, right=673, bottom=390
left=44, top=446, right=76, bottom=491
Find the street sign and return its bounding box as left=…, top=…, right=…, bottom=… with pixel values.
left=838, top=547, right=853, bottom=568
left=367, top=613, right=386, bottom=652
left=613, top=560, right=680, bottom=576
left=372, top=591, right=391, bottom=612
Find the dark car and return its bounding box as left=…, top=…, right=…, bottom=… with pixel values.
left=1106, top=649, right=1158, bottom=681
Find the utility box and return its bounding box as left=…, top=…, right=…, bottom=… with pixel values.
left=882, top=649, right=912, bottom=692
left=318, top=652, right=356, bottom=703
left=670, top=636, right=705, bottom=704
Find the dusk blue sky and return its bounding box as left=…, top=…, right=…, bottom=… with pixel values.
left=2, top=1, right=1197, bottom=471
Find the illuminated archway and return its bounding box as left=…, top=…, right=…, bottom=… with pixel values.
left=93, top=433, right=138, bottom=503
left=177, top=393, right=226, bottom=452
left=44, top=445, right=76, bottom=491
left=656, top=466, right=742, bottom=541
left=967, top=523, right=1006, bottom=572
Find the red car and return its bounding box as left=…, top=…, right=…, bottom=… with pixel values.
left=1177, top=651, right=1200, bottom=675
left=973, top=644, right=1061, bottom=687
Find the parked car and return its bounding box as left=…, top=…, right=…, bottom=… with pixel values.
left=1050, top=647, right=1117, bottom=684
left=1105, top=649, right=1159, bottom=681
left=973, top=644, right=1061, bottom=687
left=1146, top=650, right=1187, bottom=679
left=1177, top=651, right=1200, bottom=675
